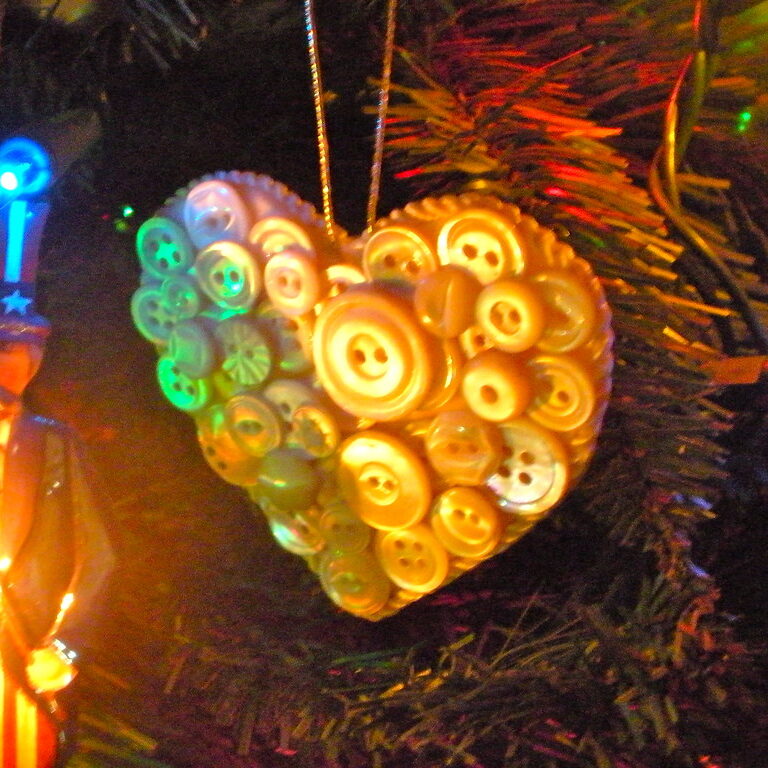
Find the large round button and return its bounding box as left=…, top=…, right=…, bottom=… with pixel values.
left=437, top=208, right=523, bottom=284
left=263, top=504, right=326, bottom=556
left=475, top=279, right=546, bottom=352
left=486, top=418, right=570, bottom=515
left=248, top=216, right=315, bottom=261
left=286, top=404, right=340, bottom=459
left=255, top=302, right=314, bottom=377
left=424, top=409, right=503, bottom=485
left=156, top=356, right=211, bottom=412
left=337, top=431, right=431, bottom=530
left=215, top=316, right=272, bottom=387
left=362, top=225, right=438, bottom=286
left=131, top=284, right=176, bottom=345
left=196, top=404, right=261, bottom=486
left=313, top=288, right=433, bottom=421
left=255, top=449, right=320, bottom=511
left=167, top=318, right=217, bottom=378
left=532, top=270, right=596, bottom=353
left=526, top=354, right=596, bottom=431
left=461, top=349, right=532, bottom=422
left=136, top=217, right=194, bottom=279
left=160, top=274, right=204, bottom=322
left=374, top=525, right=449, bottom=594
left=264, top=249, right=325, bottom=316
left=263, top=378, right=318, bottom=421
left=184, top=179, right=252, bottom=249
left=318, top=502, right=371, bottom=554
left=225, top=391, right=284, bottom=456
left=319, top=550, right=391, bottom=616
left=413, top=265, right=482, bottom=338
left=430, top=487, right=501, bottom=558
left=195, top=241, right=261, bottom=311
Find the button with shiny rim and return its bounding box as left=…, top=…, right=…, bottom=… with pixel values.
left=215, top=315, right=273, bottom=387
left=532, top=270, right=597, bottom=353
left=437, top=208, right=523, bottom=284
left=475, top=278, right=546, bottom=352
left=486, top=417, right=570, bottom=515
left=313, top=288, right=433, bottom=421
left=413, top=265, right=482, bottom=338
left=264, top=248, right=325, bottom=316
left=136, top=217, right=195, bottom=279
left=225, top=391, right=284, bottom=456
left=424, top=409, right=503, bottom=485
left=195, top=241, right=261, bottom=311
left=374, top=525, right=449, bottom=594
left=526, top=353, right=596, bottom=431
left=461, top=349, right=532, bottom=422
left=430, top=486, right=502, bottom=558
left=248, top=216, right=315, bottom=261
left=184, top=179, right=252, bottom=249
left=319, top=550, right=391, bottom=616
left=337, top=430, right=431, bottom=530
left=362, top=225, right=438, bottom=286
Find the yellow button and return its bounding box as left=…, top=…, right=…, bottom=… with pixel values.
left=264, top=248, right=325, bottom=316
left=437, top=207, right=523, bottom=284
left=526, top=354, right=596, bottom=431
left=413, top=265, right=482, bottom=338
left=248, top=216, right=315, bottom=261
left=459, top=323, right=494, bottom=358
left=362, top=225, right=438, bottom=286
left=318, top=502, right=371, bottom=554
left=184, top=179, right=252, bottom=249
left=263, top=504, right=326, bottom=556
left=374, top=525, right=449, bottom=594
left=224, top=391, right=284, bottom=456
left=313, top=288, right=433, bottom=421
left=136, top=216, right=195, bottom=279
left=286, top=404, right=340, bottom=459
left=195, top=240, right=261, bottom=311
left=319, top=550, right=391, bottom=616
left=532, top=270, right=597, bottom=353
left=195, top=404, right=262, bottom=486
left=430, top=486, right=501, bottom=558
left=324, top=263, right=366, bottom=301
left=337, top=430, right=431, bottom=530
left=424, top=409, right=503, bottom=485
left=255, top=301, right=314, bottom=377
left=215, top=316, right=273, bottom=387
left=486, top=417, right=570, bottom=515
left=412, top=340, right=464, bottom=417
left=461, top=349, right=532, bottom=422
left=475, top=278, right=545, bottom=352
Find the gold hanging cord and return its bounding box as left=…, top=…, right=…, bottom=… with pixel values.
left=303, top=0, right=398, bottom=240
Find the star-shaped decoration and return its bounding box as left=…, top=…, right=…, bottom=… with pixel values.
left=1, top=289, right=33, bottom=315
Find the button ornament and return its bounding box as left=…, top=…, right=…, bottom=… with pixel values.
left=133, top=174, right=613, bottom=620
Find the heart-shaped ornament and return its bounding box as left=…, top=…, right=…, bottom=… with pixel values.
left=132, top=170, right=613, bottom=620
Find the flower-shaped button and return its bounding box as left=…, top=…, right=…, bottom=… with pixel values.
left=136, top=217, right=195, bottom=280
left=215, top=315, right=273, bottom=387
left=264, top=248, right=326, bottom=316
left=313, top=287, right=433, bottom=421
left=475, top=278, right=546, bottom=352
left=156, top=355, right=211, bottom=412
left=374, top=525, right=449, bottom=594
left=461, top=349, right=532, bottom=422
left=195, top=240, right=261, bottom=311
left=337, top=431, right=431, bottom=530
left=413, top=265, right=482, bottom=338
left=362, top=225, right=438, bottom=286
left=184, top=179, right=252, bottom=249
left=486, top=417, right=570, bottom=515
left=319, top=550, right=391, bottom=617
left=526, top=354, right=596, bottom=431
left=424, top=409, right=503, bottom=485
left=430, top=486, right=502, bottom=559
left=224, top=391, right=284, bottom=457
left=437, top=207, right=523, bottom=284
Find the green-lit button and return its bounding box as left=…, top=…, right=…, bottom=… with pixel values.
left=136, top=216, right=194, bottom=279
left=156, top=355, right=211, bottom=412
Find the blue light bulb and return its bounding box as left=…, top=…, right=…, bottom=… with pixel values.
left=0, top=137, right=52, bottom=199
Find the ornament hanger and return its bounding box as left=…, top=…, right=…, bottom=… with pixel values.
left=303, top=0, right=398, bottom=240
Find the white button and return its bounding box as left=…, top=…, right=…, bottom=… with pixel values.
left=184, top=179, right=252, bottom=249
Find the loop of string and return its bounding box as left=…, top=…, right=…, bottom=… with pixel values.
left=303, top=0, right=398, bottom=240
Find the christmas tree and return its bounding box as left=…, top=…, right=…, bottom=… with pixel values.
left=2, top=1, right=767, bottom=766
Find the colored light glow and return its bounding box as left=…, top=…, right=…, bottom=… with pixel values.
left=0, top=137, right=52, bottom=198
left=0, top=171, right=20, bottom=192
left=5, top=200, right=28, bottom=284
left=121, top=204, right=135, bottom=218
left=736, top=111, right=752, bottom=133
